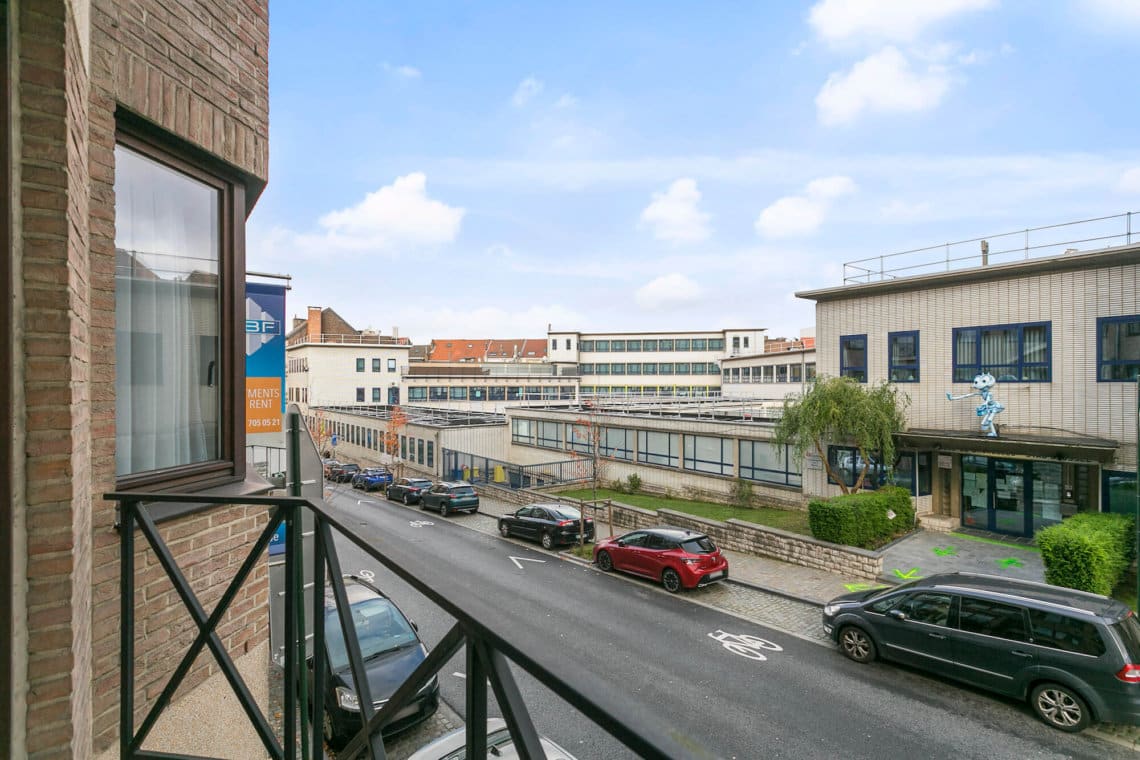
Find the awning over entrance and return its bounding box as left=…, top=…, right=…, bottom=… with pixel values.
left=899, top=427, right=1118, bottom=464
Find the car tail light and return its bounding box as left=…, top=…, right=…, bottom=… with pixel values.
left=557, top=520, right=574, bottom=527
left=1117, top=664, right=1140, bottom=684
left=681, top=558, right=699, bottom=565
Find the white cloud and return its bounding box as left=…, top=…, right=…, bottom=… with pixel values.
left=1083, top=0, right=1140, bottom=26
left=383, top=63, right=421, bottom=79
left=755, top=175, right=856, bottom=238
left=1118, top=167, right=1140, bottom=194
left=809, top=0, right=997, bottom=44
left=554, top=94, right=578, bottom=109
left=816, top=46, right=951, bottom=126
left=634, top=273, right=705, bottom=311
left=639, top=178, right=712, bottom=244
left=317, top=173, right=465, bottom=250
left=511, top=76, right=544, bottom=107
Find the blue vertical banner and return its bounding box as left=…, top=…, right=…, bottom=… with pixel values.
left=246, top=282, right=287, bottom=447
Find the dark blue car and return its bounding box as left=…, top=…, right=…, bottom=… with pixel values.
left=351, top=468, right=394, bottom=491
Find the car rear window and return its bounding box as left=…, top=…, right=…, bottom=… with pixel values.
left=1111, top=613, right=1140, bottom=661
left=551, top=507, right=582, bottom=520
left=680, top=536, right=715, bottom=554
left=1029, top=609, right=1107, bottom=656
left=451, top=486, right=476, bottom=495
left=411, top=479, right=432, bottom=486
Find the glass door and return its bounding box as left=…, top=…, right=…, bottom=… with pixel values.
left=991, top=459, right=1026, bottom=535
left=961, top=455, right=989, bottom=530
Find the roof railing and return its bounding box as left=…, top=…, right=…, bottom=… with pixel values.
left=843, top=210, right=1137, bottom=285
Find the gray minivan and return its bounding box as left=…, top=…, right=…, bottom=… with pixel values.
left=822, top=572, right=1140, bottom=732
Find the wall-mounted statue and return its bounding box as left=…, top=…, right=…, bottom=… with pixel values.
left=947, top=372, right=1005, bottom=438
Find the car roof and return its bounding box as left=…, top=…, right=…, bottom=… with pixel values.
left=406, top=718, right=577, bottom=760
left=526, top=503, right=579, bottom=511
left=323, top=575, right=388, bottom=610
left=438, top=480, right=473, bottom=487
left=917, top=572, right=1130, bottom=620
left=636, top=526, right=709, bottom=541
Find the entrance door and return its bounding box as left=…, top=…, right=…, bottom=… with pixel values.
left=960, top=456, right=1029, bottom=536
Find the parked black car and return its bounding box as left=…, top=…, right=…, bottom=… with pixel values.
left=331, top=463, right=360, bottom=483
left=822, top=572, right=1140, bottom=732
left=419, top=481, right=479, bottom=516
left=386, top=477, right=434, bottom=505
left=498, top=503, right=594, bottom=549
left=310, top=575, right=439, bottom=749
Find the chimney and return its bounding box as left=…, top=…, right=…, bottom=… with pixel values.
left=307, top=306, right=322, bottom=343
left=392, top=326, right=399, bottom=339
left=980, top=240, right=989, bottom=266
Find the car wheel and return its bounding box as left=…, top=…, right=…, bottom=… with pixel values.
left=541, top=531, right=554, bottom=550
left=323, top=711, right=345, bottom=751
left=838, top=625, right=877, bottom=664
left=499, top=522, right=511, bottom=538
left=1031, top=683, right=1091, bottom=732
left=597, top=550, right=613, bottom=572
left=404, top=493, right=413, bottom=506
left=662, top=568, right=682, bottom=593
left=442, top=505, right=450, bottom=517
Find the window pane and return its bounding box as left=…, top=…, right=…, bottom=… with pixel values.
left=114, top=144, right=221, bottom=477
left=958, top=597, right=1027, bottom=642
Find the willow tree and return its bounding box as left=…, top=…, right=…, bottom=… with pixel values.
left=773, top=376, right=910, bottom=494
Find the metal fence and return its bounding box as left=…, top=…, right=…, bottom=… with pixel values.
left=107, top=414, right=691, bottom=760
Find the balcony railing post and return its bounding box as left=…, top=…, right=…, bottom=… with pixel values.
left=286, top=409, right=311, bottom=759
left=119, top=498, right=135, bottom=758
left=465, top=631, right=488, bottom=759
left=283, top=500, right=299, bottom=760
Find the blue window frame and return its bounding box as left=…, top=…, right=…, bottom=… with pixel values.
left=839, top=334, right=867, bottom=382
left=1097, top=315, right=1140, bottom=381
left=888, top=331, right=919, bottom=383
left=953, top=321, right=1051, bottom=383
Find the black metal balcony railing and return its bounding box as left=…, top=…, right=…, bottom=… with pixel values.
left=107, top=426, right=694, bottom=759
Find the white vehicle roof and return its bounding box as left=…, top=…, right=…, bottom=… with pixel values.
left=406, top=717, right=578, bottom=760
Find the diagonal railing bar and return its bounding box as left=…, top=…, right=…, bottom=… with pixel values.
left=465, top=633, right=488, bottom=760
left=131, top=503, right=281, bottom=757
left=479, top=642, right=545, bottom=760
left=319, top=519, right=385, bottom=760
left=342, top=622, right=467, bottom=760
left=132, top=505, right=286, bottom=754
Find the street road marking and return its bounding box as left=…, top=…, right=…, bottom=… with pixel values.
left=452, top=672, right=466, bottom=680
left=357, top=569, right=375, bottom=582
left=708, top=630, right=783, bottom=661
left=932, top=545, right=957, bottom=556
left=409, top=520, right=434, bottom=528
left=893, top=567, right=921, bottom=579
left=509, top=556, right=547, bottom=570
left=997, top=557, right=1023, bottom=568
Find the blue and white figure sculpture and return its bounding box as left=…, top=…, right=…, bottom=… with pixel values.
left=947, top=372, right=1005, bottom=438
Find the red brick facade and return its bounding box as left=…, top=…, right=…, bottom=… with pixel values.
left=7, top=0, right=271, bottom=756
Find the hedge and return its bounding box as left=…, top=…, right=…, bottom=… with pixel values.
left=1037, top=512, right=1135, bottom=596
left=808, top=486, right=916, bottom=549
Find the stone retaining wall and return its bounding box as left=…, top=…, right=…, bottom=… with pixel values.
left=486, top=485, right=882, bottom=580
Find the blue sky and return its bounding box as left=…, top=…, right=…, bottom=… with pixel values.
left=248, top=0, right=1140, bottom=344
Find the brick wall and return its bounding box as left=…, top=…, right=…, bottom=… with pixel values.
left=85, top=0, right=270, bottom=751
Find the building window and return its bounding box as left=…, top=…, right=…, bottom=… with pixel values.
left=600, top=427, right=633, bottom=461
left=953, top=322, right=1051, bottom=382
left=659, top=339, right=674, bottom=351
left=409, top=386, right=427, bottom=401
left=388, top=358, right=397, bottom=372
left=566, top=422, right=593, bottom=454
left=429, top=386, right=448, bottom=401
left=506, top=386, right=522, bottom=401
left=743, top=337, right=749, bottom=348
left=826, top=446, right=930, bottom=495
left=525, top=386, right=542, bottom=400
left=114, top=135, right=246, bottom=484
left=357, top=358, right=365, bottom=372
left=356, top=388, right=365, bottom=402
left=537, top=420, right=561, bottom=449
left=1097, top=315, right=1140, bottom=381
left=417, top=438, right=425, bottom=464
left=692, top=338, right=707, bottom=351
left=470, top=387, right=486, bottom=401
left=675, top=339, right=690, bottom=351
left=888, top=331, right=920, bottom=383
left=565, top=339, right=571, bottom=350
left=551, top=339, right=557, bottom=351
left=839, top=334, right=867, bottom=382
left=643, top=339, right=658, bottom=351
left=489, top=386, right=505, bottom=401
left=790, top=364, right=802, bottom=382
left=683, top=435, right=733, bottom=476
left=739, top=441, right=801, bottom=487
left=580, top=340, right=594, bottom=351
left=400, top=436, right=407, bottom=459
left=611, top=339, right=626, bottom=351
left=372, top=358, right=381, bottom=372
left=709, top=338, right=724, bottom=350
left=511, top=418, right=536, bottom=445
left=626, top=339, right=641, bottom=351
left=450, top=387, right=468, bottom=400
left=637, top=430, right=679, bottom=468
left=426, top=441, right=434, bottom=468
left=372, top=387, right=381, bottom=402
left=805, top=363, right=816, bottom=381
left=659, top=363, right=674, bottom=375
left=595, top=340, right=610, bottom=352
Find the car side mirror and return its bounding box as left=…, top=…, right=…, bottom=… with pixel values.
left=888, top=609, right=907, bottom=622
left=616, top=540, right=625, bottom=548
left=410, top=620, right=418, bottom=632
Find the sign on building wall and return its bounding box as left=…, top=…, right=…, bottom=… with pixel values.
left=245, top=282, right=287, bottom=445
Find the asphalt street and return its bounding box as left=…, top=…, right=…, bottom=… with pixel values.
left=322, top=482, right=1135, bottom=760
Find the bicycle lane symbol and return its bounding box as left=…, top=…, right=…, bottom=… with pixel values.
left=708, top=630, right=784, bottom=661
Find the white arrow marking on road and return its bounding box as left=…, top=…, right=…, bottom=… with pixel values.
left=452, top=672, right=466, bottom=680
left=509, top=556, right=547, bottom=570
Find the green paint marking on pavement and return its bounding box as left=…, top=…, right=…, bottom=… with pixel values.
left=951, top=532, right=1041, bottom=553
left=844, top=582, right=888, bottom=592
left=997, top=557, right=1024, bottom=569
left=893, top=567, right=921, bottom=580
left=932, top=546, right=957, bottom=557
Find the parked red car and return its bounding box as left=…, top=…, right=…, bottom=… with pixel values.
left=593, top=527, right=728, bottom=593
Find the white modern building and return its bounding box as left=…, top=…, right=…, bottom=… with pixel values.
left=719, top=333, right=817, bottom=401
